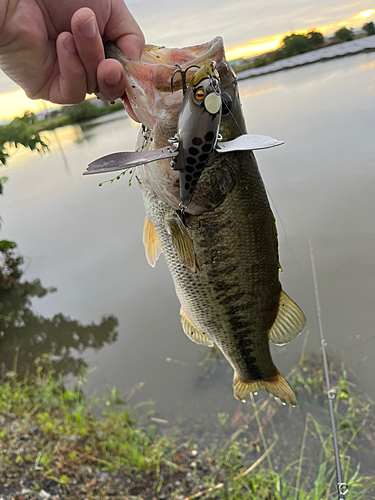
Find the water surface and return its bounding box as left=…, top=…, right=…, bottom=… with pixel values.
left=1, top=52, right=375, bottom=422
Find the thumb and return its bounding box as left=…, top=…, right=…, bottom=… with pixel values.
left=104, top=1, right=145, bottom=60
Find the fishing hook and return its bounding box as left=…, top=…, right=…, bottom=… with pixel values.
left=171, top=64, right=200, bottom=94
left=177, top=204, right=201, bottom=230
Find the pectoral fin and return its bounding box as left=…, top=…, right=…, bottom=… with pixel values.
left=142, top=216, right=162, bottom=267
left=166, top=216, right=197, bottom=273
left=269, top=290, right=306, bottom=345
left=180, top=309, right=214, bottom=347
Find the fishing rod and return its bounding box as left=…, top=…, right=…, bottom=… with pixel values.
left=309, top=239, right=348, bottom=500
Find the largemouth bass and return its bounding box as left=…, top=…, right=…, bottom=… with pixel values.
left=95, top=37, right=306, bottom=405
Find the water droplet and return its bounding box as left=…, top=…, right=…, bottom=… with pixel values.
left=254, top=392, right=258, bottom=396
left=241, top=399, right=246, bottom=404
left=292, top=405, right=296, bottom=408
left=282, top=402, right=286, bottom=406
left=274, top=397, right=279, bottom=400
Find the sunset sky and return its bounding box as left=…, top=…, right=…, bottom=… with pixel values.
left=0, top=1, right=374, bottom=121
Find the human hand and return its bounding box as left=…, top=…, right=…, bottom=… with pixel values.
left=0, top=0, right=144, bottom=104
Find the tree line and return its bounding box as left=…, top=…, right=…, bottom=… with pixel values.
left=241, top=21, right=375, bottom=71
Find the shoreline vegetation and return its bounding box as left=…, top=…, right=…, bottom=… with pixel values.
left=0, top=101, right=123, bottom=170
left=0, top=351, right=374, bottom=499
left=236, top=33, right=375, bottom=80
left=33, top=100, right=124, bottom=134
left=232, top=25, right=375, bottom=75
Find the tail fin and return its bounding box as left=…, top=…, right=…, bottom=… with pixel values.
left=233, top=370, right=296, bottom=406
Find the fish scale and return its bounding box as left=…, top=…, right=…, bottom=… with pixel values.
left=104, top=37, right=306, bottom=405
left=141, top=148, right=280, bottom=383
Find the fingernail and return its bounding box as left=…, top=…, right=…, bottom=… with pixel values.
left=79, top=16, right=96, bottom=38
left=63, top=35, right=76, bottom=54
left=104, top=72, right=121, bottom=86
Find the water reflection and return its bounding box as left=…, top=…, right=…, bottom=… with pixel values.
left=79, top=112, right=129, bottom=133
left=0, top=244, right=118, bottom=377
left=40, top=113, right=127, bottom=153
left=1, top=51, right=375, bottom=410
left=42, top=124, right=84, bottom=148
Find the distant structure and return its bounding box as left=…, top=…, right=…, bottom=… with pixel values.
left=33, top=108, right=62, bottom=121
left=229, top=58, right=246, bottom=68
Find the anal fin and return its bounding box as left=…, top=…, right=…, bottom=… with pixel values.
left=180, top=309, right=214, bottom=347
left=269, top=290, right=306, bottom=345
left=142, top=216, right=162, bottom=267
left=233, top=370, right=297, bottom=406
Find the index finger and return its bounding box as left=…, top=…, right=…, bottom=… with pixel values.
left=71, top=8, right=105, bottom=94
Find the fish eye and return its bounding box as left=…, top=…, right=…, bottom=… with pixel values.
left=221, top=92, right=233, bottom=117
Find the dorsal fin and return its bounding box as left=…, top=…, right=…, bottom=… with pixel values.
left=269, top=290, right=306, bottom=345
left=142, top=216, right=162, bottom=267
left=180, top=309, right=214, bottom=347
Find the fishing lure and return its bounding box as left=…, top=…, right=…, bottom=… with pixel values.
left=169, top=61, right=222, bottom=210
left=83, top=60, right=284, bottom=223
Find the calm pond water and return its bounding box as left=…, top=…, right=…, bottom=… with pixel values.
left=1, top=52, right=375, bottom=438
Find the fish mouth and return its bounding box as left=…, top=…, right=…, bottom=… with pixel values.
left=105, top=37, right=226, bottom=129
left=120, top=92, right=139, bottom=123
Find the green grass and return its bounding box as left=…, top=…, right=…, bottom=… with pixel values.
left=0, top=351, right=374, bottom=499
left=182, top=349, right=375, bottom=500
left=0, top=369, right=181, bottom=477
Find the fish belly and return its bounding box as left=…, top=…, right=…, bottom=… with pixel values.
left=142, top=151, right=280, bottom=381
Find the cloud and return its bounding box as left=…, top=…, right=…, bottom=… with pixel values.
left=128, top=0, right=374, bottom=50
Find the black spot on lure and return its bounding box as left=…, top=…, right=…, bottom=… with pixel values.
left=169, top=61, right=222, bottom=209
left=84, top=47, right=284, bottom=226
